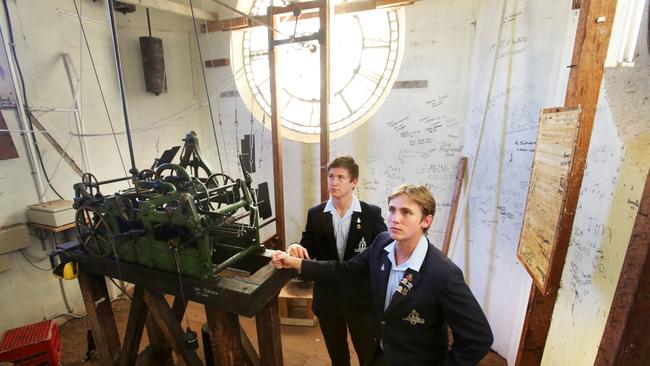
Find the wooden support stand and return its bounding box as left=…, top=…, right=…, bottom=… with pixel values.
left=63, top=244, right=293, bottom=366
left=278, top=281, right=317, bottom=327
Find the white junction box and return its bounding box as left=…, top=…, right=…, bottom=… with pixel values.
left=27, top=200, right=75, bottom=227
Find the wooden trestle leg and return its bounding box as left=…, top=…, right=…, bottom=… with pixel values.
left=77, top=268, right=121, bottom=366
left=255, top=297, right=283, bottom=366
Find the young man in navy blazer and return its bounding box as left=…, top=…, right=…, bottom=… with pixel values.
left=286, top=156, right=387, bottom=366
left=274, top=184, right=493, bottom=366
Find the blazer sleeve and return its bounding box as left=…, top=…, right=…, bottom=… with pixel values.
left=300, top=245, right=371, bottom=283
left=440, top=266, right=493, bottom=366
left=299, top=209, right=317, bottom=258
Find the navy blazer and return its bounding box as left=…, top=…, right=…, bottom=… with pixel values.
left=301, top=232, right=493, bottom=366
left=300, top=201, right=387, bottom=315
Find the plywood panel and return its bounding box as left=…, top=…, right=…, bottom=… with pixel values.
left=518, top=106, right=581, bottom=292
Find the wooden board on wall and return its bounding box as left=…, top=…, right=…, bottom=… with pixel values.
left=517, top=106, right=581, bottom=293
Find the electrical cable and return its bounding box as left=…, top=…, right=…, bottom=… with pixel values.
left=72, top=0, right=131, bottom=181
left=19, top=249, right=51, bottom=271
left=2, top=0, right=65, bottom=200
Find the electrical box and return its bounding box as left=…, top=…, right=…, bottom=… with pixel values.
left=27, top=200, right=75, bottom=228
left=0, top=224, right=30, bottom=255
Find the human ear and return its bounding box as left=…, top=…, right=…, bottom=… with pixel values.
left=420, top=214, right=433, bottom=230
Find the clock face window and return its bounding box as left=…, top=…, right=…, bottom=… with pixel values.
left=232, top=0, right=405, bottom=142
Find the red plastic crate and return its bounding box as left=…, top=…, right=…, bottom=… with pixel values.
left=0, top=320, right=61, bottom=366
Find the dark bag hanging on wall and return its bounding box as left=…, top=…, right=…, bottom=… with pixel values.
left=139, top=36, right=166, bottom=95
left=139, top=8, right=166, bottom=95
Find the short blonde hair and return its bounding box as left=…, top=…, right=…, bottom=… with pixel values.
left=388, top=184, right=436, bottom=232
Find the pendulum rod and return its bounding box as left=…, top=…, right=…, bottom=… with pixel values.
left=106, top=0, right=138, bottom=177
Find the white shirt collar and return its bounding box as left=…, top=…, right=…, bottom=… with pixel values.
left=323, top=195, right=362, bottom=214
left=384, top=234, right=428, bottom=272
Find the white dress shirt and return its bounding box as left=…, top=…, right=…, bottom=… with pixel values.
left=383, top=234, right=428, bottom=310
left=323, top=195, right=362, bottom=262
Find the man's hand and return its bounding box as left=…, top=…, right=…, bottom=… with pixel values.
left=286, top=243, right=311, bottom=259
left=271, top=250, right=303, bottom=271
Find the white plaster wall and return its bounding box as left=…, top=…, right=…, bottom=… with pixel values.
left=542, top=3, right=650, bottom=364
left=195, top=0, right=477, bottom=247
left=459, top=0, right=578, bottom=363
left=0, top=1, right=204, bottom=333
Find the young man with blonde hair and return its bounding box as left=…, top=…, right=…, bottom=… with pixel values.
left=287, top=156, right=387, bottom=366
left=274, top=184, right=493, bottom=365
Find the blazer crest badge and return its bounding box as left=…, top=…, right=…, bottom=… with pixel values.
left=354, top=237, right=367, bottom=253
left=402, top=309, right=425, bottom=325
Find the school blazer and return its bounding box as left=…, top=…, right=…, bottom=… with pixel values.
left=301, top=232, right=494, bottom=366
left=299, top=201, right=387, bottom=315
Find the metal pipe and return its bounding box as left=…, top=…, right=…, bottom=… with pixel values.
left=259, top=218, right=276, bottom=229
left=106, top=0, right=137, bottom=176
left=62, top=53, right=92, bottom=172
left=97, top=176, right=133, bottom=185
left=0, top=25, right=46, bottom=200
left=212, top=244, right=263, bottom=275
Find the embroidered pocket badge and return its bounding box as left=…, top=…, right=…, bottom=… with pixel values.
left=402, top=309, right=425, bottom=325
left=354, top=237, right=367, bottom=253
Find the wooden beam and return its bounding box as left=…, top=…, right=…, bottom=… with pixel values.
left=255, top=297, right=283, bottom=366
left=515, top=0, right=618, bottom=364
left=29, top=112, right=84, bottom=177
left=119, top=286, right=148, bottom=366
left=442, top=157, right=467, bottom=256
left=142, top=290, right=203, bottom=366
left=268, top=7, right=286, bottom=250
left=0, top=110, right=19, bottom=160
left=205, top=305, right=248, bottom=366
left=594, top=168, right=650, bottom=365
left=77, top=268, right=121, bottom=366
left=205, top=58, right=229, bottom=68
left=202, top=0, right=414, bottom=32
left=139, top=297, right=187, bottom=366
left=119, top=0, right=218, bottom=21
left=320, top=0, right=330, bottom=202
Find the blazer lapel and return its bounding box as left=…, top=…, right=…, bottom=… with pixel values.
left=321, top=211, right=338, bottom=259
left=376, top=252, right=392, bottom=318
left=384, top=268, right=422, bottom=316
left=343, top=211, right=363, bottom=258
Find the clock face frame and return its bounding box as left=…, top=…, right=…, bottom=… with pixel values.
left=230, top=1, right=405, bottom=142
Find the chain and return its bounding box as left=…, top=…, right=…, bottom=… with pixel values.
left=173, top=249, right=190, bottom=329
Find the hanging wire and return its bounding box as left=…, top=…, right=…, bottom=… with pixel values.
left=199, top=0, right=231, bottom=176
left=72, top=0, right=131, bottom=184
left=234, top=100, right=240, bottom=156
left=258, top=113, right=266, bottom=168
left=188, top=0, right=225, bottom=173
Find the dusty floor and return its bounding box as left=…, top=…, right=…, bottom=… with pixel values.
left=58, top=296, right=507, bottom=366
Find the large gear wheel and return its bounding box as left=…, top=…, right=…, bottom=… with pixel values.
left=76, top=205, right=113, bottom=257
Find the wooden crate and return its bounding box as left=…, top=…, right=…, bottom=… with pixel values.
left=278, top=281, right=318, bottom=327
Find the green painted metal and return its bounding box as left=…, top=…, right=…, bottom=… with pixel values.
left=72, top=132, right=264, bottom=281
